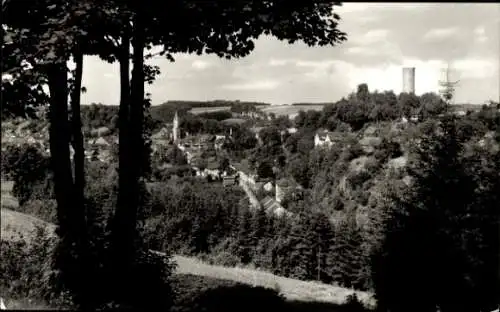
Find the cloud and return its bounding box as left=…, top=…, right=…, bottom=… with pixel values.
left=338, top=3, right=433, bottom=14
left=220, top=79, right=281, bottom=91
left=423, top=27, right=459, bottom=40
left=268, top=59, right=290, bottom=67
left=453, top=58, right=498, bottom=79
left=473, top=26, right=488, bottom=43
left=363, top=29, right=390, bottom=43
left=191, top=60, right=213, bottom=70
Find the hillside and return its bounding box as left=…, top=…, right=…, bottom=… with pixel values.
left=261, top=104, right=326, bottom=118
left=1, top=181, right=375, bottom=308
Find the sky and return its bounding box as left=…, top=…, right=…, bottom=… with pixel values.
left=81, top=3, right=500, bottom=106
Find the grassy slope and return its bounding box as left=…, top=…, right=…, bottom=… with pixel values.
left=189, top=106, right=232, bottom=115
left=260, top=105, right=325, bottom=118
left=0, top=181, right=375, bottom=309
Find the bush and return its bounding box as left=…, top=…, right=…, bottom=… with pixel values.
left=345, top=143, right=365, bottom=161
left=206, top=250, right=241, bottom=267
left=344, top=293, right=365, bottom=312
left=18, top=199, right=57, bottom=224
left=0, top=226, right=73, bottom=309
left=191, top=284, right=286, bottom=312
left=346, top=170, right=372, bottom=190
left=125, top=249, right=177, bottom=310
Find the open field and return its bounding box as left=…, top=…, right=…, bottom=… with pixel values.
left=221, top=118, right=247, bottom=125
left=1, top=180, right=18, bottom=210
left=260, top=104, right=326, bottom=118
left=1, top=178, right=375, bottom=309
left=175, top=255, right=374, bottom=307
left=189, top=106, right=232, bottom=115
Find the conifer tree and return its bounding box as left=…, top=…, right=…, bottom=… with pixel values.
left=372, top=116, right=499, bottom=312
left=237, top=209, right=254, bottom=265
left=288, top=213, right=315, bottom=280
left=310, top=212, right=335, bottom=283
left=252, top=207, right=270, bottom=267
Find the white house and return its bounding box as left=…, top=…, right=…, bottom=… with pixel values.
left=314, top=130, right=340, bottom=148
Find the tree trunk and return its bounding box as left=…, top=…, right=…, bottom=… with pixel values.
left=46, top=62, right=83, bottom=300
left=110, top=10, right=146, bottom=306
left=70, top=50, right=86, bottom=226
left=69, top=49, right=92, bottom=308
left=47, top=63, right=74, bottom=236
left=109, top=28, right=133, bottom=304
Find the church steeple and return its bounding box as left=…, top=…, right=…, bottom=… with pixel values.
left=173, top=111, right=179, bottom=143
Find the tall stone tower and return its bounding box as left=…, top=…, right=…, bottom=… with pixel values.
left=402, top=67, right=416, bottom=94
left=173, top=111, right=179, bottom=143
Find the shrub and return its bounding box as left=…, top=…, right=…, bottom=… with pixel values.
left=206, top=250, right=240, bottom=267
left=345, top=143, right=365, bottom=161
left=191, top=284, right=286, bottom=312
left=346, top=170, right=372, bottom=190
left=0, top=226, right=73, bottom=309
left=125, top=249, right=177, bottom=310
left=344, top=293, right=365, bottom=312
left=18, top=199, right=57, bottom=224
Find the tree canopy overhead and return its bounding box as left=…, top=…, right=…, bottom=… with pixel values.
left=140, top=1, right=347, bottom=60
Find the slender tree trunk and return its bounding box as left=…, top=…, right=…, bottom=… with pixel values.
left=47, top=62, right=74, bottom=237
left=115, top=9, right=146, bottom=270
left=47, top=62, right=84, bottom=301
left=110, top=10, right=146, bottom=306
left=113, top=30, right=131, bottom=242
left=69, top=48, right=92, bottom=308
left=70, top=50, right=86, bottom=225
left=109, top=28, right=134, bottom=304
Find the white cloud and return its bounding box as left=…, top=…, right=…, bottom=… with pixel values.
left=453, top=58, right=498, bottom=79
left=191, top=60, right=213, bottom=70
left=473, top=26, right=488, bottom=43
left=221, top=79, right=281, bottom=91
left=268, top=59, right=290, bottom=66
left=474, top=26, right=486, bottom=36
left=423, top=27, right=459, bottom=40
left=336, top=3, right=372, bottom=14
left=348, top=29, right=390, bottom=46
left=363, top=29, right=390, bottom=42
left=337, top=3, right=432, bottom=14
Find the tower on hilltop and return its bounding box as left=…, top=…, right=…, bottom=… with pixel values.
left=402, top=67, right=416, bottom=94
left=173, top=111, right=179, bottom=143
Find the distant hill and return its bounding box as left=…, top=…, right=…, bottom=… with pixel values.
left=156, top=100, right=271, bottom=109
left=451, top=103, right=485, bottom=112
left=290, top=102, right=334, bottom=106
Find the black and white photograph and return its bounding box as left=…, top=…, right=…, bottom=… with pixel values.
left=1, top=2, right=499, bottom=311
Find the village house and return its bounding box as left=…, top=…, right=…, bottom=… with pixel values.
left=275, top=178, right=301, bottom=203
left=151, top=126, right=174, bottom=145
left=249, top=126, right=265, bottom=145
left=259, top=196, right=291, bottom=217
left=314, top=130, right=343, bottom=148
left=400, top=115, right=420, bottom=123
left=222, top=173, right=238, bottom=187
left=263, top=181, right=274, bottom=192
left=214, top=136, right=226, bottom=150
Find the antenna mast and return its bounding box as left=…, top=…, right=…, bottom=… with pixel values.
left=438, top=63, right=459, bottom=105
